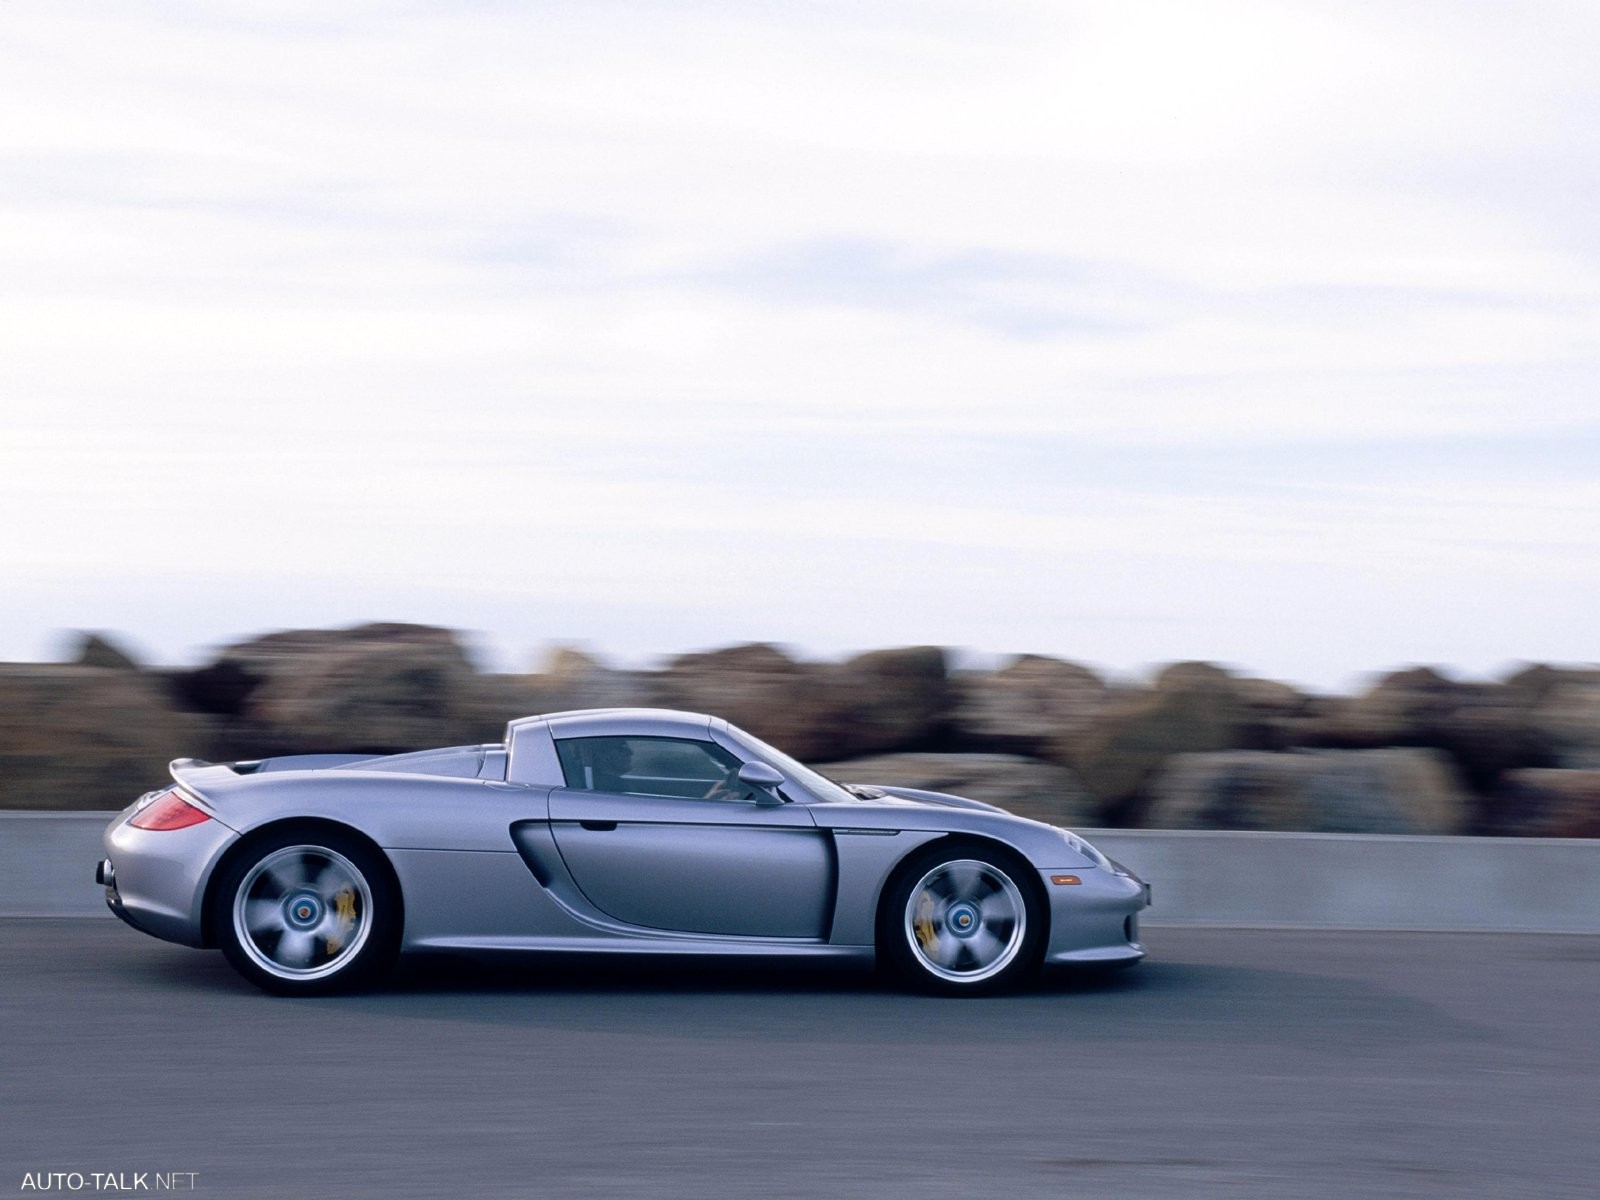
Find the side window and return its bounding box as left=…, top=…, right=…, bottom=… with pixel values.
left=554, top=736, right=751, bottom=801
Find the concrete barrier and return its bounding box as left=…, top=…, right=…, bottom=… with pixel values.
left=1079, top=828, right=1600, bottom=933
left=1, top=812, right=120, bottom=917
left=3, top=813, right=1598, bottom=931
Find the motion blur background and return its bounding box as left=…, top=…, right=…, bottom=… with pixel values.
left=2, top=2, right=1598, bottom=830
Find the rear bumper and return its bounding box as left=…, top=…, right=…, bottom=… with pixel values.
left=100, top=807, right=239, bottom=947
left=98, top=858, right=161, bottom=939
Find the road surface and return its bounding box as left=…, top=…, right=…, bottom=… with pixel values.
left=3, top=920, right=1596, bottom=1199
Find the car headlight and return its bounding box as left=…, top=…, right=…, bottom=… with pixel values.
left=1057, top=828, right=1110, bottom=869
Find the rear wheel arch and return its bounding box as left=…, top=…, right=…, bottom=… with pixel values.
left=207, top=818, right=405, bottom=995
left=201, top=818, right=403, bottom=949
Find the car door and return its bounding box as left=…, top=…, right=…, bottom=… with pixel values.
left=547, top=734, right=834, bottom=939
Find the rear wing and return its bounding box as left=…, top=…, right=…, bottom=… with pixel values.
left=168, top=758, right=235, bottom=810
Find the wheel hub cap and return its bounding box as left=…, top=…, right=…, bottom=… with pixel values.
left=284, top=892, right=323, bottom=929
left=947, top=900, right=980, bottom=937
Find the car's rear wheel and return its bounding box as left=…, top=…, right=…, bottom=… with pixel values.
left=214, top=829, right=399, bottom=996
left=879, top=844, right=1043, bottom=995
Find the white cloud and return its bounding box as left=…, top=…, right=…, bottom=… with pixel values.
left=1, top=0, right=1596, bottom=683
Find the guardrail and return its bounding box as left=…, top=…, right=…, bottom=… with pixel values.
left=3, top=813, right=1597, bottom=931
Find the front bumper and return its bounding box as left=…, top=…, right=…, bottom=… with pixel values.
left=1039, top=862, right=1150, bottom=967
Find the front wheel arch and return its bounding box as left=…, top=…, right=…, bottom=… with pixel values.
left=874, top=835, right=1048, bottom=995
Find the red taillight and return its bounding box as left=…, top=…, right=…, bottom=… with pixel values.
left=130, top=791, right=212, bottom=831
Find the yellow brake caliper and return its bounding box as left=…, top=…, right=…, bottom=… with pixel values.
left=913, top=892, right=937, bottom=953
left=325, top=886, right=357, bottom=955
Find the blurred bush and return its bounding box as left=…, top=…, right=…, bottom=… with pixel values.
left=1, top=623, right=1596, bottom=836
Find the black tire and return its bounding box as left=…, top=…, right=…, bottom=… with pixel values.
left=212, top=827, right=400, bottom=996
left=878, top=842, right=1045, bottom=996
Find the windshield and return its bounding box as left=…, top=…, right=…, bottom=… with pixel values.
left=723, top=725, right=856, bottom=805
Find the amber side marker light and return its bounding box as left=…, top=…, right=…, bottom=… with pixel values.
left=130, top=792, right=212, bottom=831
left=1050, top=874, right=1082, bottom=886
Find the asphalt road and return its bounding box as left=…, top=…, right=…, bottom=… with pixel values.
left=3, top=921, right=1597, bottom=1200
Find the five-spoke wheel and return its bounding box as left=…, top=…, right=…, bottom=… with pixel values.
left=214, top=829, right=398, bottom=995
left=880, top=845, right=1043, bottom=994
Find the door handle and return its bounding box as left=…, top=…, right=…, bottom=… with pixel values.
left=579, top=820, right=618, bottom=832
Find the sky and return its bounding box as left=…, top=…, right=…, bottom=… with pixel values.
left=2, top=0, right=1597, bottom=690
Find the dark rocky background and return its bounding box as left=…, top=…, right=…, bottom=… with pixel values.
left=3, top=623, right=1597, bottom=836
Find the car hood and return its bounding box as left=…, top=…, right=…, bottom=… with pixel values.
left=858, top=785, right=1010, bottom=814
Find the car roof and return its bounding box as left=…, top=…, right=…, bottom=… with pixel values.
left=507, top=707, right=721, bottom=741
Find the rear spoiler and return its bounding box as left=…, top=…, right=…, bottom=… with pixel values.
left=171, top=752, right=373, bottom=783
left=168, top=752, right=377, bottom=814
left=169, top=758, right=230, bottom=811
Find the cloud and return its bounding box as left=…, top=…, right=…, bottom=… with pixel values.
left=1, top=0, right=1596, bottom=683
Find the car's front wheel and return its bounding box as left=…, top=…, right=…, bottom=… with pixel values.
left=879, top=844, right=1044, bottom=995
left=213, top=829, right=399, bottom=996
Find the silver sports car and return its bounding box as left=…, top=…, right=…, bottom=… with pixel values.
left=98, top=708, right=1149, bottom=995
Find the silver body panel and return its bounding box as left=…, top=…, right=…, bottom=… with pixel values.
left=543, top=790, right=831, bottom=937
left=101, top=708, right=1147, bottom=970
left=104, top=804, right=240, bottom=947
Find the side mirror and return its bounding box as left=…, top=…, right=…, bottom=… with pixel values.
left=738, top=761, right=787, bottom=805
